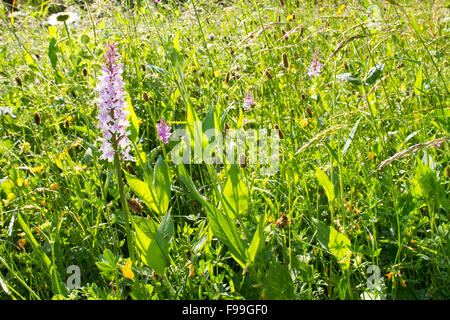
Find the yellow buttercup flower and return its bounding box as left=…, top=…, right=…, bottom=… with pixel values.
left=22, top=141, right=31, bottom=153
left=301, top=118, right=309, bottom=127
left=31, top=165, right=45, bottom=174
left=122, top=259, right=134, bottom=280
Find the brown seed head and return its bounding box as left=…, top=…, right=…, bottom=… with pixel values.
left=275, top=214, right=289, bottom=229
left=126, top=163, right=136, bottom=175
left=127, top=198, right=143, bottom=215
left=274, top=124, right=284, bottom=139
left=15, top=76, right=22, bottom=87
left=282, top=53, right=289, bottom=68
left=34, top=112, right=41, bottom=125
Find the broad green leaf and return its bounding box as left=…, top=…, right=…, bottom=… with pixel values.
left=48, top=38, right=58, bottom=70
left=318, top=222, right=351, bottom=267
left=125, top=172, right=158, bottom=213
left=125, top=93, right=139, bottom=144
left=262, top=261, right=295, bottom=299
left=178, top=164, right=249, bottom=267
left=222, top=164, right=249, bottom=219
left=248, top=213, right=267, bottom=262
left=173, top=29, right=180, bottom=52
left=205, top=202, right=249, bottom=268
left=102, top=248, right=117, bottom=266
left=133, top=216, right=168, bottom=275
left=316, top=167, right=335, bottom=203
left=155, top=210, right=174, bottom=253
left=411, top=158, right=447, bottom=210
left=153, top=156, right=171, bottom=214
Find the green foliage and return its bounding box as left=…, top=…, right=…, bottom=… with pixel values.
left=134, top=211, right=174, bottom=275
left=0, top=0, right=448, bottom=301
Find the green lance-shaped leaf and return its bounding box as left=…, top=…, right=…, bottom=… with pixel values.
left=48, top=37, right=58, bottom=70
left=153, top=155, right=171, bottom=214
left=178, top=164, right=249, bottom=267
left=262, top=261, right=295, bottom=299
left=222, top=164, right=249, bottom=219
left=125, top=93, right=139, bottom=144
left=186, top=102, right=202, bottom=163
left=318, top=222, right=352, bottom=268
left=248, top=213, right=267, bottom=262
left=125, top=156, right=171, bottom=215
left=133, top=211, right=173, bottom=275
left=316, top=167, right=335, bottom=203
left=414, top=64, right=423, bottom=96
left=124, top=172, right=159, bottom=213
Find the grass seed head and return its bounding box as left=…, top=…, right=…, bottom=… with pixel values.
left=274, top=124, right=284, bottom=139
left=15, top=76, right=22, bottom=87
left=34, top=112, right=41, bottom=125
left=142, top=91, right=149, bottom=101
left=127, top=198, right=143, bottom=215
left=282, top=53, right=289, bottom=68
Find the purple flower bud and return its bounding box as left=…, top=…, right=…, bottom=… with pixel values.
left=156, top=117, right=171, bottom=145
left=243, top=91, right=255, bottom=111
left=97, top=41, right=134, bottom=162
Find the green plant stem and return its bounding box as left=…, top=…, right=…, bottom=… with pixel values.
left=114, top=151, right=136, bottom=263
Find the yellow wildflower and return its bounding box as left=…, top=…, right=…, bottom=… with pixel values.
left=301, top=118, right=309, bottom=127
left=30, top=165, right=45, bottom=174
left=368, top=151, right=375, bottom=161
left=122, top=259, right=134, bottom=280
left=50, top=183, right=59, bottom=191
left=22, top=141, right=31, bottom=153
left=18, top=238, right=26, bottom=251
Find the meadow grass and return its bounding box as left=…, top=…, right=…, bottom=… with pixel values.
left=0, top=0, right=448, bottom=300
